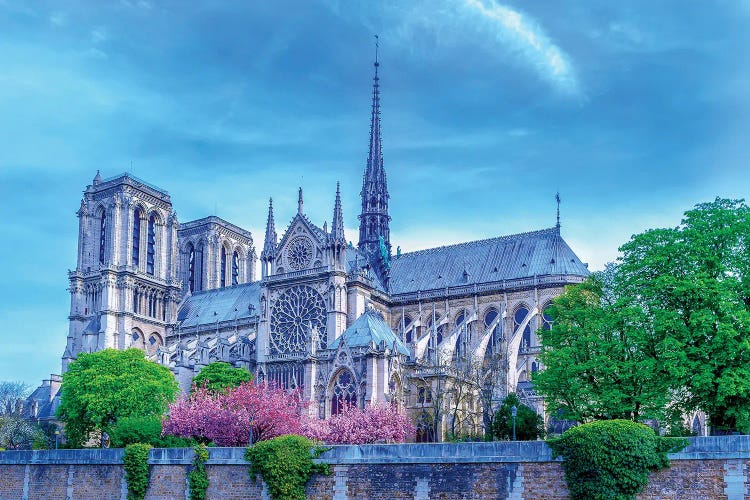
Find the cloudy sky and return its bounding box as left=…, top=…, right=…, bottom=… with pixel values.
left=1, top=0, right=749, bottom=385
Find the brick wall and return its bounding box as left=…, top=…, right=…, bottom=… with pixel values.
left=0, top=437, right=748, bottom=500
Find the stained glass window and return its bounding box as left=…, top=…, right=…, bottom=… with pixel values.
left=232, top=251, right=239, bottom=285
left=187, top=244, right=195, bottom=293
left=331, top=369, right=357, bottom=415
left=269, top=285, right=327, bottom=355
left=286, top=237, right=313, bottom=270
left=515, top=306, right=532, bottom=349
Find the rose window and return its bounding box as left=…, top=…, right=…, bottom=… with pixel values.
left=270, top=285, right=327, bottom=355
left=286, top=237, right=314, bottom=270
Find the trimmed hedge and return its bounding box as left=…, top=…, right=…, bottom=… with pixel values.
left=548, top=420, right=686, bottom=500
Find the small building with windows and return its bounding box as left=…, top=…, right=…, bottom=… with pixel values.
left=38, top=54, right=591, bottom=440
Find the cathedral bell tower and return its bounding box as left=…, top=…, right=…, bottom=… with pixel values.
left=358, top=38, right=391, bottom=276
left=63, top=171, right=180, bottom=372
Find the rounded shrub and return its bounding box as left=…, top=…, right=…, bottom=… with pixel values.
left=245, top=434, right=330, bottom=500
left=547, top=420, right=686, bottom=500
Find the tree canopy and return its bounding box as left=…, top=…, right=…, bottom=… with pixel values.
left=56, top=348, right=179, bottom=447
left=535, top=198, right=750, bottom=433
left=492, top=393, right=544, bottom=440
left=192, top=362, right=253, bottom=393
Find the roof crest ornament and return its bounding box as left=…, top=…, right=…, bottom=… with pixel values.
left=298, top=187, right=303, bottom=215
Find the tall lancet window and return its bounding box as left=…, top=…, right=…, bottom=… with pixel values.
left=187, top=244, right=196, bottom=293
left=220, top=247, right=227, bottom=287
left=146, top=214, right=156, bottom=275
left=232, top=251, right=239, bottom=285
left=331, top=369, right=357, bottom=415
left=99, top=211, right=107, bottom=264
left=132, top=209, right=141, bottom=267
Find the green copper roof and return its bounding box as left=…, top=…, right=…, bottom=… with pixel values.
left=340, top=308, right=409, bottom=356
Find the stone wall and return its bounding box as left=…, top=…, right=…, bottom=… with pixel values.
left=0, top=437, right=748, bottom=499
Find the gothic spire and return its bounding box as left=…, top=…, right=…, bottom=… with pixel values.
left=358, top=35, right=391, bottom=259
left=262, top=197, right=277, bottom=260
left=331, top=182, right=346, bottom=244
left=555, top=191, right=561, bottom=230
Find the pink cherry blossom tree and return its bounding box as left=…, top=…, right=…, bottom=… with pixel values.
left=303, top=403, right=415, bottom=444
left=162, top=382, right=305, bottom=446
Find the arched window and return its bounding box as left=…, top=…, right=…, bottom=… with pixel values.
left=187, top=244, right=196, bottom=293
left=132, top=209, right=141, bottom=266
left=402, top=314, right=413, bottom=344
left=133, top=289, right=139, bottom=314
left=232, top=251, right=239, bottom=285
left=195, top=243, right=204, bottom=291
left=455, top=310, right=465, bottom=327
left=220, top=246, right=227, bottom=287
left=99, top=211, right=107, bottom=264
left=146, top=214, right=156, bottom=275
left=514, top=306, right=532, bottom=349
left=331, top=369, right=357, bottom=415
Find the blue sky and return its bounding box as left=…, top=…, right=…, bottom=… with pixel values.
left=1, top=0, right=749, bottom=385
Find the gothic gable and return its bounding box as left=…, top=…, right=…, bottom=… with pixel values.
left=275, top=215, right=327, bottom=273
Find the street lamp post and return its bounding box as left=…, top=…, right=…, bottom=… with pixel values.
left=54, top=430, right=60, bottom=450
left=511, top=405, right=518, bottom=441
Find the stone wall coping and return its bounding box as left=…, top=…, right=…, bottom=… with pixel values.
left=0, top=435, right=748, bottom=465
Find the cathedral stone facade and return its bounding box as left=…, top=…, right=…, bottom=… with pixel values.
left=30, top=56, right=590, bottom=440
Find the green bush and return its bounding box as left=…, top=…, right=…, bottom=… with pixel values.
left=492, top=393, right=545, bottom=440
left=123, top=443, right=152, bottom=500
left=547, top=420, right=687, bottom=500
left=245, top=434, right=330, bottom=500
left=193, top=362, right=253, bottom=393
left=110, top=415, right=195, bottom=448
left=188, top=444, right=209, bottom=500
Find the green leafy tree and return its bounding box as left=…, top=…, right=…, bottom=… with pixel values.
left=536, top=198, right=750, bottom=433
left=56, top=348, right=179, bottom=448
left=534, top=270, right=672, bottom=423
left=617, top=198, right=750, bottom=432
left=192, top=362, right=253, bottom=393
left=492, top=393, right=544, bottom=440
left=109, top=415, right=195, bottom=448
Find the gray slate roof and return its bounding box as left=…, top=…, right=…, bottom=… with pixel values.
left=339, top=308, right=410, bottom=356
left=388, top=227, right=588, bottom=295
left=177, top=282, right=261, bottom=328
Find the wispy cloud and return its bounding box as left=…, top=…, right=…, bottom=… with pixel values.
left=323, top=0, right=579, bottom=94
left=462, top=0, right=577, bottom=93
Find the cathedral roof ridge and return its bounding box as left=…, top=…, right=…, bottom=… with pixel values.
left=396, top=226, right=561, bottom=258
left=188, top=279, right=261, bottom=297
left=180, top=215, right=253, bottom=239
left=98, top=172, right=170, bottom=198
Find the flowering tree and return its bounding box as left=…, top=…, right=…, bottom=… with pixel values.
left=302, top=403, right=415, bottom=444
left=164, top=381, right=415, bottom=446
left=163, top=382, right=304, bottom=446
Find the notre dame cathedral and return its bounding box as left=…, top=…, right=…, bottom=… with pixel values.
left=29, top=54, right=589, bottom=441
